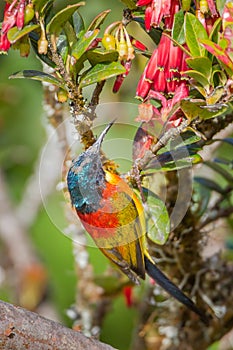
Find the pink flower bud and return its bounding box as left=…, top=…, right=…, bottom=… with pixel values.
left=16, top=0, right=25, bottom=30
left=0, top=32, right=11, bottom=52
left=136, top=0, right=151, bottom=5
left=207, top=0, right=218, bottom=17
left=113, top=75, right=124, bottom=93
left=157, top=34, right=170, bottom=69
left=145, top=5, right=153, bottom=31
left=145, top=49, right=158, bottom=81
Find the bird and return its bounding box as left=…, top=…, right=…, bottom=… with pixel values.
left=67, top=121, right=209, bottom=325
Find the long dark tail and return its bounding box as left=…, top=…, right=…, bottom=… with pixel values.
left=145, top=256, right=210, bottom=325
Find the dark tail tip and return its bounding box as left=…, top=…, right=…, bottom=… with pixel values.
left=145, top=256, right=211, bottom=325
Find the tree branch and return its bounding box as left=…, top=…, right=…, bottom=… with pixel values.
left=0, top=300, right=116, bottom=350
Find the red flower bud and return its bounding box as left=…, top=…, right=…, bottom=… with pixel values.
left=0, top=33, right=11, bottom=52
left=168, top=41, right=183, bottom=71
left=164, top=0, right=179, bottom=29
left=136, top=0, right=151, bottom=5
left=145, top=5, right=153, bottom=31
left=2, top=3, right=17, bottom=33
left=136, top=72, right=152, bottom=99
left=123, top=286, right=133, bottom=308
left=145, top=49, right=158, bottom=81
left=157, top=34, right=170, bottom=69
left=130, top=37, right=147, bottom=51
left=153, top=69, right=166, bottom=93
left=16, top=0, right=25, bottom=30
left=166, top=71, right=180, bottom=93
left=207, top=0, right=218, bottom=17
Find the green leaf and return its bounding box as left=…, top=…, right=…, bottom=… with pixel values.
left=222, top=138, right=233, bottom=146
left=205, top=161, right=233, bottom=184
left=7, top=24, right=40, bottom=44
left=211, top=65, right=227, bottom=86
left=172, top=10, right=185, bottom=45
left=119, top=0, right=137, bottom=9
left=87, top=10, right=111, bottom=31
left=200, top=39, right=233, bottom=72
left=79, top=61, right=126, bottom=87
left=87, top=49, right=119, bottom=66
left=143, top=153, right=202, bottom=174
left=56, top=34, right=69, bottom=63
left=192, top=181, right=211, bottom=217
left=46, top=2, right=85, bottom=37
left=186, top=70, right=209, bottom=89
left=63, top=21, right=78, bottom=48
left=214, top=157, right=233, bottom=169
left=71, top=29, right=99, bottom=61
left=9, top=70, right=66, bottom=89
left=184, top=12, right=208, bottom=56
left=206, top=86, right=225, bottom=105
left=72, top=10, right=85, bottom=36
left=216, top=0, right=226, bottom=15
left=40, top=0, right=53, bottom=18
left=143, top=189, right=170, bottom=245
left=209, top=18, right=222, bottom=42
left=186, top=57, right=212, bottom=81
left=181, top=0, right=191, bottom=11
left=180, top=99, right=227, bottom=120
left=32, top=0, right=54, bottom=12
left=171, top=131, right=201, bottom=148
left=194, top=177, right=225, bottom=194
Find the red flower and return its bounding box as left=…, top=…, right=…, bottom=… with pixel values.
left=136, top=83, right=189, bottom=127
left=137, top=0, right=180, bottom=31
left=136, top=34, right=188, bottom=98
left=0, top=32, right=11, bottom=52
left=136, top=71, right=152, bottom=99
left=207, top=0, right=218, bottom=17
left=0, top=0, right=27, bottom=53
left=136, top=0, right=151, bottom=5
left=123, top=286, right=134, bottom=307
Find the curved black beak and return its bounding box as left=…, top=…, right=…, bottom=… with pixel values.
left=95, top=120, right=115, bottom=150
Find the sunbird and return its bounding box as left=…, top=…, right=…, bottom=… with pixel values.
left=67, top=122, right=209, bottom=324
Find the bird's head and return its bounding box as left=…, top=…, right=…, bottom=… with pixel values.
left=67, top=122, right=114, bottom=213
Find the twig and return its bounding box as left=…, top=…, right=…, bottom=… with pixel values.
left=198, top=206, right=233, bottom=230
left=90, top=81, right=106, bottom=107
left=0, top=300, right=116, bottom=350
left=133, top=120, right=189, bottom=173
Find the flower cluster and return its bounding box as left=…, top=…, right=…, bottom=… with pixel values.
left=102, top=22, right=147, bottom=92
left=0, top=0, right=34, bottom=54
left=135, top=0, right=188, bottom=127
left=1, top=0, right=25, bottom=52
left=136, top=33, right=188, bottom=126
left=136, top=34, right=188, bottom=99
left=136, top=0, right=179, bottom=31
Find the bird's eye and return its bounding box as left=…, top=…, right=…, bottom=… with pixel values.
left=96, top=180, right=99, bottom=185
